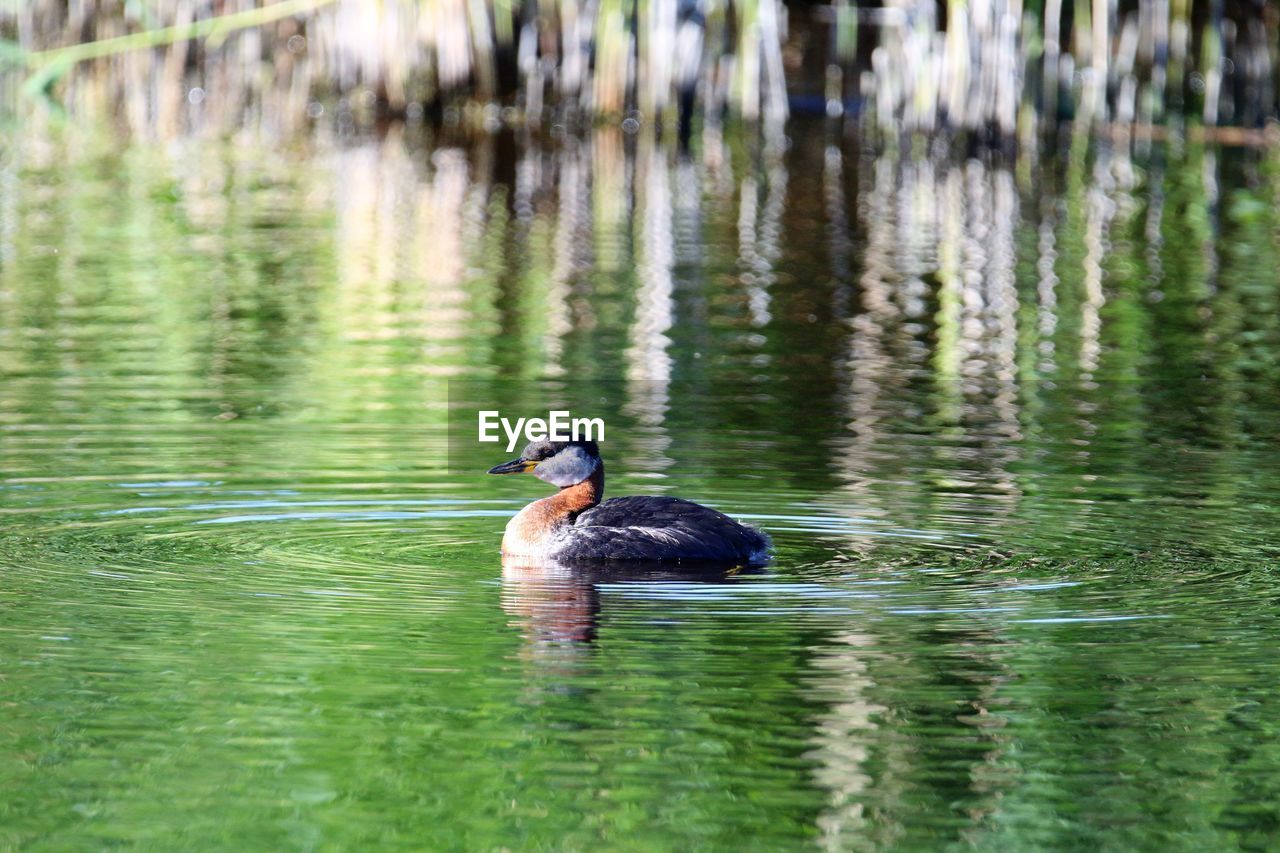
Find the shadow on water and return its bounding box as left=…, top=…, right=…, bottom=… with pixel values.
left=501, top=557, right=758, bottom=646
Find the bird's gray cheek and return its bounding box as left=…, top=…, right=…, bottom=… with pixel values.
left=534, top=450, right=597, bottom=487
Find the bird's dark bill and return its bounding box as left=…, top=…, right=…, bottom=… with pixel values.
left=488, top=458, right=537, bottom=475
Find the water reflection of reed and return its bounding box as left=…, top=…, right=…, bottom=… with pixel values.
left=807, top=617, right=1021, bottom=849
left=807, top=629, right=883, bottom=847
left=5, top=123, right=1278, bottom=446
left=327, top=131, right=486, bottom=385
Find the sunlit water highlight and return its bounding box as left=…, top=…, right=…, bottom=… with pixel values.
left=2, top=122, right=1280, bottom=848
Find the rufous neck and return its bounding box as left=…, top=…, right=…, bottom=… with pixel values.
left=543, top=464, right=604, bottom=524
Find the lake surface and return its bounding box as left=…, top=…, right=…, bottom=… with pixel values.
left=3, top=120, right=1280, bottom=848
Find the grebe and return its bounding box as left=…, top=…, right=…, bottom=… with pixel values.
left=488, top=439, right=771, bottom=565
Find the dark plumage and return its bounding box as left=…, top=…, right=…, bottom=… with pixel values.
left=566, top=496, right=770, bottom=563
left=488, top=440, right=771, bottom=566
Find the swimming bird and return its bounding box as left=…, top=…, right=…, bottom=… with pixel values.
left=488, top=439, right=771, bottom=565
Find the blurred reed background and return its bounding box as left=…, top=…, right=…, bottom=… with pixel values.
left=1, top=0, right=1278, bottom=142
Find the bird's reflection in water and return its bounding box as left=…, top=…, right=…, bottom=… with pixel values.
left=501, top=556, right=749, bottom=649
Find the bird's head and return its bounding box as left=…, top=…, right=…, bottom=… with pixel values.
left=487, top=439, right=602, bottom=487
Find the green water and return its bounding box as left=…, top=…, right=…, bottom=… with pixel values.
left=2, top=123, right=1280, bottom=849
